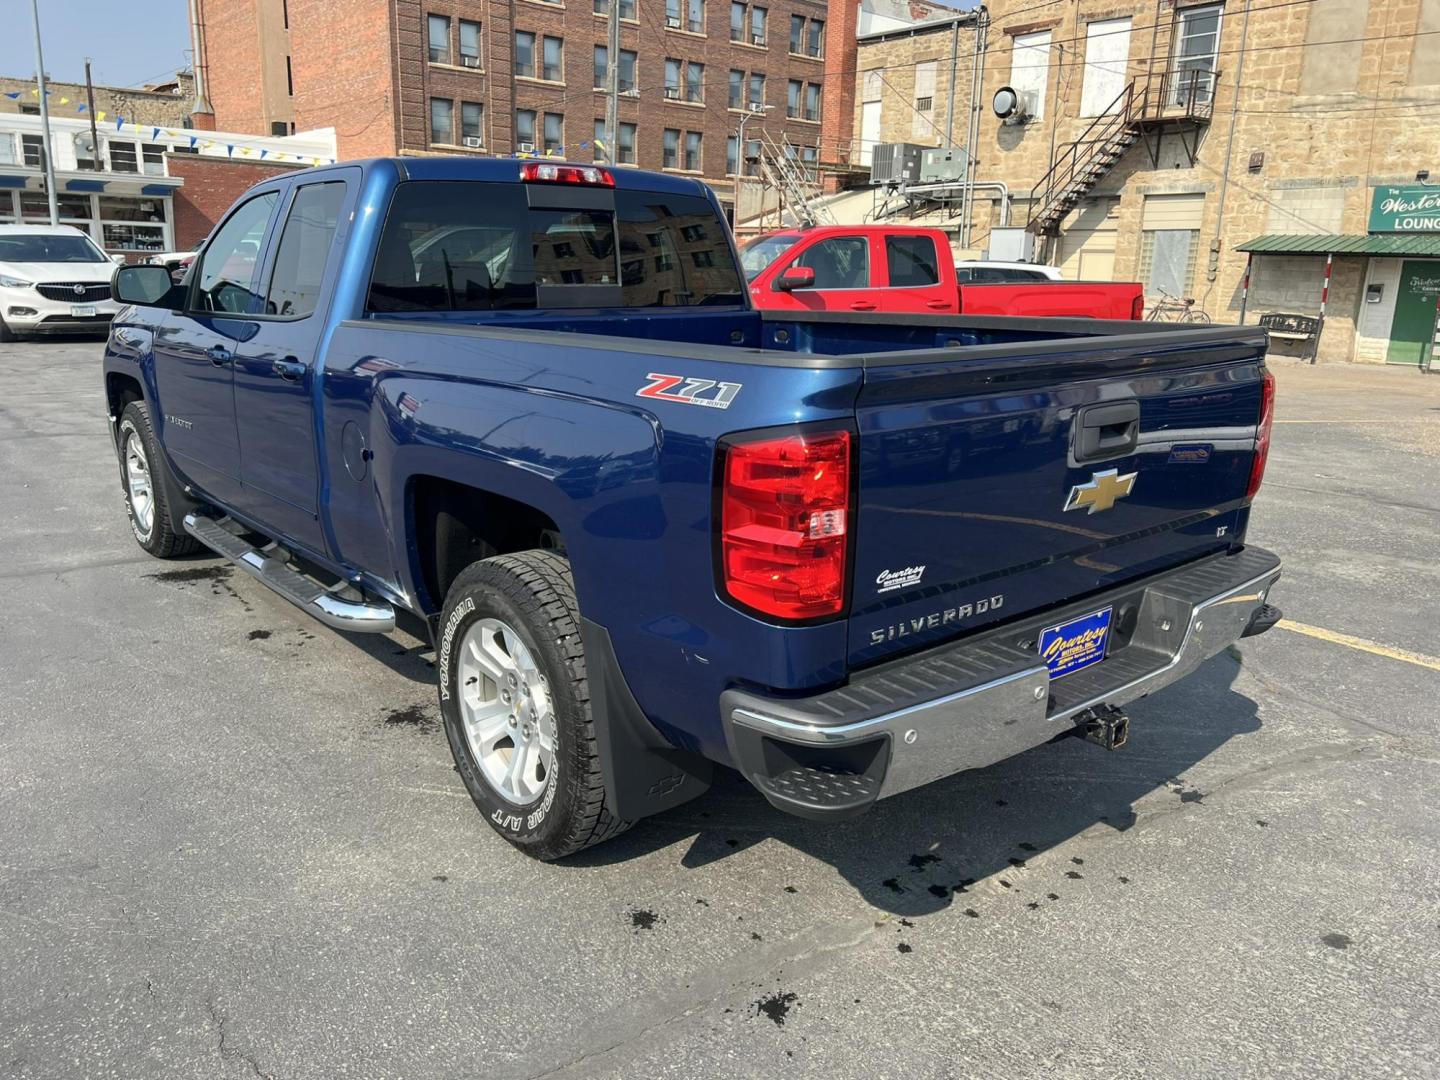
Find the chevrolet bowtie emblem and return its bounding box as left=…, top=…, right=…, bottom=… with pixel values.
left=1064, top=468, right=1137, bottom=514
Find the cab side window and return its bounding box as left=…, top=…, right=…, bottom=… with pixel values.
left=263, top=182, right=347, bottom=318
left=794, top=236, right=868, bottom=289
left=194, top=192, right=279, bottom=314
left=886, top=235, right=940, bottom=287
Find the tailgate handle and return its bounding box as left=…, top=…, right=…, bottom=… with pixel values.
left=1075, top=401, right=1139, bottom=462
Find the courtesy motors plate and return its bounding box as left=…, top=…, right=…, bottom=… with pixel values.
left=1038, top=606, right=1113, bottom=679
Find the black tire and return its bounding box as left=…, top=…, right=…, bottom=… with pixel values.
left=436, top=550, right=630, bottom=860
left=117, top=400, right=201, bottom=558
left=0, top=317, right=18, bottom=343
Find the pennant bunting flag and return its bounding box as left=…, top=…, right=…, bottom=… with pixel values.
left=96, top=110, right=106, bottom=121
left=2, top=92, right=19, bottom=100
left=259, top=149, right=268, bottom=159
left=226, top=144, right=234, bottom=156
left=152, top=127, right=161, bottom=140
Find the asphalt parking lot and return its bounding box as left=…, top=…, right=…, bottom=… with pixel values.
left=2, top=338, right=1438, bottom=1079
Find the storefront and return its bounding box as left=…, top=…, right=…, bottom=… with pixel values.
left=1238, top=185, right=1440, bottom=366
left=0, top=178, right=180, bottom=257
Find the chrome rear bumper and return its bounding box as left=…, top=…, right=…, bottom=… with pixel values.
left=721, top=546, right=1282, bottom=820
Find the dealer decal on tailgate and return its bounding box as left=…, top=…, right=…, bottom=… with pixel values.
left=1038, top=607, right=1113, bottom=679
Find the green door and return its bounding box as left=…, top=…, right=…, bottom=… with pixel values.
left=1387, top=260, right=1440, bottom=366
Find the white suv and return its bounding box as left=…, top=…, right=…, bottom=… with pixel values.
left=0, top=225, right=123, bottom=341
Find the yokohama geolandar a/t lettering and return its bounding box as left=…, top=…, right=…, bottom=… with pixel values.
left=104, top=156, right=1282, bottom=859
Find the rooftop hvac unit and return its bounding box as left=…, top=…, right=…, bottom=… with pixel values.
left=920, top=147, right=968, bottom=184
left=869, top=142, right=925, bottom=186
left=988, top=227, right=1037, bottom=263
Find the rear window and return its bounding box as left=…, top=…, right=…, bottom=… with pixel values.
left=885, top=235, right=939, bottom=287
left=367, top=180, right=743, bottom=312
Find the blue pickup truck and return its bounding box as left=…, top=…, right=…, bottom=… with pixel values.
left=104, top=157, right=1282, bottom=860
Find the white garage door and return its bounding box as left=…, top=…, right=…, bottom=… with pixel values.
left=1059, top=198, right=1119, bottom=281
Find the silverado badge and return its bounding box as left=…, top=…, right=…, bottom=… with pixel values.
left=1064, top=468, right=1136, bottom=515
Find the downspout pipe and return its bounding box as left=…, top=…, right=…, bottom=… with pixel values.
left=188, top=0, right=212, bottom=117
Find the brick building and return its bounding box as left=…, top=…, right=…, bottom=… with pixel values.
left=198, top=0, right=873, bottom=214
left=850, top=0, right=1440, bottom=364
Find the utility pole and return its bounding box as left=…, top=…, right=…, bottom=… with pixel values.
left=604, top=0, right=620, bottom=163
left=29, top=0, right=59, bottom=224
left=84, top=58, right=102, bottom=171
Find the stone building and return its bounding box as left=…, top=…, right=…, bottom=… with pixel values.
left=851, top=0, right=1440, bottom=364
left=0, top=72, right=196, bottom=129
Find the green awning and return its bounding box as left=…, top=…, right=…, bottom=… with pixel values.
left=1237, top=233, right=1440, bottom=256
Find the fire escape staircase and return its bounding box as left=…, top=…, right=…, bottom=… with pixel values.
left=1027, top=66, right=1218, bottom=238
left=754, top=130, right=835, bottom=228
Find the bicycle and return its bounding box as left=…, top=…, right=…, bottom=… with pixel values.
left=1145, top=289, right=1211, bottom=323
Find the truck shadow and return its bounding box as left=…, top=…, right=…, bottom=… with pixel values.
left=565, top=650, right=1261, bottom=916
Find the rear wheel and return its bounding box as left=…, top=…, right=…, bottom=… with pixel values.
left=436, top=551, right=629, bottom=860
left=117, top=400, right=200, bottom=558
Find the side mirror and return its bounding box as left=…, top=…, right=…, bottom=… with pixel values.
left=774, top=265, right=816, bottom=292
left=113, top=264, right=178, bottom=307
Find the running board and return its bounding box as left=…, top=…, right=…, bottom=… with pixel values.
left=183, top=513, right=396, bottom=634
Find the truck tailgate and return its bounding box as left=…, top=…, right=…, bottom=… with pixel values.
left=848, top=336, right=1267, bottom=667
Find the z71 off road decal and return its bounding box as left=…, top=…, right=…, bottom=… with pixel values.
left=636, top=373, right=742, bottom=410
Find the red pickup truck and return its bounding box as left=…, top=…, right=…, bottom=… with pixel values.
left=740, top=225, right=1143, bottom=320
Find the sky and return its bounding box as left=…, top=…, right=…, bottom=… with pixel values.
left=1, top=0, right=192, bottom=89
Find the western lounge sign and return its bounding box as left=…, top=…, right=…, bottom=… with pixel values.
left=1369, top=186, right=1440, bottom=233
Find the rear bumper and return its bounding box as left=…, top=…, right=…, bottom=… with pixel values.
left=721, top=546, right=1282, bottom=821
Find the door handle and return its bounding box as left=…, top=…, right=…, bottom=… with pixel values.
left=1074, top=401, right=1140, bottom=462
left=925, top=299, right=953, bottom=310
left=272, top=357, right=307, bottom=382
left=207, top=345, right=232, bottom=366
left=850, top=301, right=877, bottom=311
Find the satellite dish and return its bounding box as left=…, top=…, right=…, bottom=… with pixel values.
left=992, top=87, right=1019, bottom=119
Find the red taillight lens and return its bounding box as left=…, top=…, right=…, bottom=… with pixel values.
left=1246, top=369, right=1275, bottom=501
left=1130, top=295, right=1144, bottom=320
left=720, top=429, right=852, bottom=621
left=519, top=162, right=615, bottom=186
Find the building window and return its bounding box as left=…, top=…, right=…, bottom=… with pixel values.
left=541, top=36, right=563, bottom=80
left=729, top=69, right=744, bottom=109
left=19, top=103, right=39, bottom=116
left=430, top=97, right=454, bottom=144
left=807, top=18, right=824, bottom=57
left=593, top=119, right=607, bottom=161
left=516, top=109, right=536, bottom=149
left=744, top=138, right=760, bottom=176
left=686, top=61, right=703, bottom=102
left=730, top=2, right=744, bottom=41
left=515, top=31, right=536, bottom=78
left=684, top=130, right=702, bottom=171
left=73, top=132, right=96, bottom=168
left=787, top=79, right=801, bottom=118
left=1140, top=229, right=1199, bottom=297
left=748, top=72, right=765, bottom=109
left=804, top=82, right=820, bottom=121
left=616, top=49, right=636, bottom=92
left=1010, top=30, right=1051, bottom=118
left=594, top=0, right=636, bottom=19
left=459, top=20, right=481, bottom=65
left=665, top=0, right=682, bottom=28
left=21, top=134, right=47, bottom=169
left=663, top=128, right=680, bottom=169
left=1172, top=3, right=1222, bottom=105
left=428, top=14, right=451, bottom=63
left=750, top=6, right=767, bottom=46
left=594, top=45, right=608, bottom=88
left=665, top=59, right=682, bottom=98
left=726, top=135, right=738, bottom=175
left=285, top=55, right=294, bottom=96
left=461, top=101, right=484, bottom=144
left=270, top=120, right=289, bottom=136
left=687, top=0, right=703, bottom=33
left=790, top=14, right=804, bottom=54
left=618, top=121, right=636, bottom=164
left=543, top=113, right=564, bottom=153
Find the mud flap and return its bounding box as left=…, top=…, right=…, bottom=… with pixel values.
left=579, top=617, right=713, bottom=822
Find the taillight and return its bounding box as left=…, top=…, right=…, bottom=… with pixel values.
left=720, top=429, right=852, bottom=621
left=519, top=162, right=615, bottom=186
left=1130, top=294, right=1144, bottom=320
left=1246, top=369, right=1275, bottom=500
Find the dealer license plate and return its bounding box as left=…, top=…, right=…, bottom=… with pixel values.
left=1038, top=606, right=1113, bottom=679
left=70, top=305, right=96, bottom=317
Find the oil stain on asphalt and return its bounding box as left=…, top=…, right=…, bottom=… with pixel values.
left=751, top=990, right=799, bottom=1026
left=627, top=908, right=663, bottom=932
